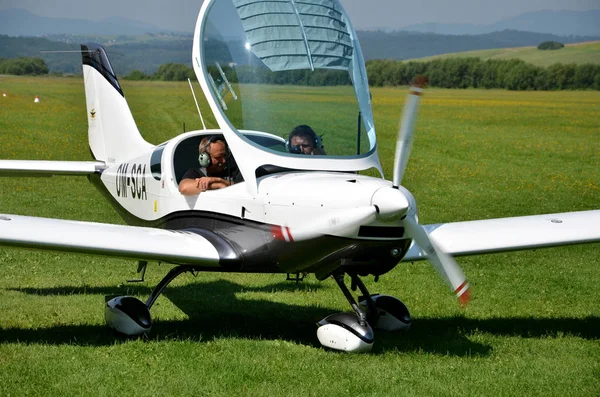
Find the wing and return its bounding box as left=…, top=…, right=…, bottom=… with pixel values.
left=0, top=214, right=238, bottom=266
left=403, top=210, right=600, bottom=261
left=0, top=160, right=106, bottom=176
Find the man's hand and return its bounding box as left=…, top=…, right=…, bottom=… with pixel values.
left=196, top=177, right=212, bottom=192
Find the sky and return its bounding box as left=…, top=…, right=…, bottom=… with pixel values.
left=0, top=0, right=598, bottom=31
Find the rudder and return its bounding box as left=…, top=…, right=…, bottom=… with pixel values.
left=81, top=43, right=152, bottom=164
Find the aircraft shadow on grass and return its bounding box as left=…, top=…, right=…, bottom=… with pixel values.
left=2, top=280, right=599, bottom=355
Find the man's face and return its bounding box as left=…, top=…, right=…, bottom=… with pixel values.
left=290, top=135, right=315, bottom=155
left=207, top=141, right=227, bottom=169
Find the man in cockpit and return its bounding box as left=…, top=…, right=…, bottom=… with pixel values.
left=287, top=125, right=326, bottom=155
left=179, top=136, right=242, bottom=195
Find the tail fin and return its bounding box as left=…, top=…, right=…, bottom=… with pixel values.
left=81, top=43, right=152, bottom=164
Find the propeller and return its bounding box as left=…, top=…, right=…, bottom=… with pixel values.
left=403, top=216, right=470, bottom=305
left=393, top=77, right=470, bottom=305
left=393, top=76, right=428, bottom=188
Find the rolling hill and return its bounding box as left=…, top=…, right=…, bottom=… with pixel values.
left=1, top=31, right=598, bottom=75
left=410, top=41, right=600, bottom=67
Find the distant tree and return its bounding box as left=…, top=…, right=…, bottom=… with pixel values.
left=573, top=63, right=600, bottom=89
left=533, top=68, right=550, bottom=90
left=504, top=62, right=541, bottom=90
left=479, top=59, right=500, bottom=88
left=0, top=57, right=48, bottom=75
left=547, top=63, right=576, bottom=89
left=426, top=58, right=481, bottom=89
left=594, top=73, right=600, bottom=91
left=124, top=70, right=150, bottom=80
left=153, top=63, right=194, bottom=81
left=404, top=61, right=428, bottom=84
left=366, top=59, right=395, bottom=86
left=537, top=41, right=564, bottom=50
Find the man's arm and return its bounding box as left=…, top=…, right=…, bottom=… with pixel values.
left=179, top=177, right=231, bottom=196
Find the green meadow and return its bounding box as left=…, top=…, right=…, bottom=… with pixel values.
left=414, top=41, right=600, bottom=67
left=0, top=75, right=599, bottom=396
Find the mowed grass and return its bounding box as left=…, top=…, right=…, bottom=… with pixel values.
left=413, top=40, right=600, bottom=67
left=1, top=75, right=600, bottom=396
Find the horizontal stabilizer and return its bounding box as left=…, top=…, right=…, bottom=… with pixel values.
left=403, top=210, right=600, bottom=261
left=0, top=214, right=229, bottom=266
left=0, top=160, right=105, bottom=177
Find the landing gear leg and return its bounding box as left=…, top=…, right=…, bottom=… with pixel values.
left=145, top=265, right=196, bottom=309
left=105, top=265, right=197, bottom=336
left=333, top=273, right=372, bottom=327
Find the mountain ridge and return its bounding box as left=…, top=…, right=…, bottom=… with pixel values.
left=1, top=8, right=599, bottom=37
left=397, top=9, right=600, bottom=37
left=0, top=8, right=174, bottom=36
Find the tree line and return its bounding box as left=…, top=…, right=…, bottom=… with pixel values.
left=124, top=63, right=195, bottom=81
left=128, top=59, right=600, bottom=90
left=366, top=58, right=600, bottom=90
left=124, top=64, right=351, bottom=86
left=4, top=56, right=599, bottom=91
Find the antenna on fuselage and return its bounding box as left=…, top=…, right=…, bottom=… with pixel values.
left=187, top=78, right=207, bottom=130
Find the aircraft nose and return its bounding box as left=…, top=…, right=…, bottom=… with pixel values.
left=371, top=187, right=410, bottom=221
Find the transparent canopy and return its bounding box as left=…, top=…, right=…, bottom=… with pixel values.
left=200, top=0, right=377, bottom=158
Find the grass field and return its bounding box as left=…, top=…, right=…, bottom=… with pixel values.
left=413, top=41, right=600, bottom=67
left=1, top=76, right=599, bottom=396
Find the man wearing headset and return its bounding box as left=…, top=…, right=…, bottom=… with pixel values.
left=179, top=136, right=241, bottom=196
left=288, top=125, right=326, bottom=155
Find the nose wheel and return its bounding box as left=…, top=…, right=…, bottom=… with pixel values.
left=316, top=272, right=411, bottom=352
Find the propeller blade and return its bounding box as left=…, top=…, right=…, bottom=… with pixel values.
left=404, top=216, right=471, bottom=305
left=271, top=206, right=378, bottom=243
left=392, top=77, right=427, bottom=187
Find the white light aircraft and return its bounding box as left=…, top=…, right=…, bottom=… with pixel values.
left=1, top=0, right=600, bottom=352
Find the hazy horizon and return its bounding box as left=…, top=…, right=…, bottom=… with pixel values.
left=0, top=0, right=598, bottom=32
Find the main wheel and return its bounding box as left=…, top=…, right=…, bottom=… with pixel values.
left=316, top=312, right=374, bottom=352
left=360, top=294, right=411, bottom=331
left=105, top=296, right=152, bottom=335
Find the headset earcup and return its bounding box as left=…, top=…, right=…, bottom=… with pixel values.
left=198, top=152, right=211, bottom=168
left=314, top=134, right=323, bottom=149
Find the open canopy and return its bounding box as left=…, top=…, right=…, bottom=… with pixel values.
left=193, top=0, right=383, bottom=191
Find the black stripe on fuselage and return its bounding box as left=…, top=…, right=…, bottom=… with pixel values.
left=88, top=174, right=411, bottom=277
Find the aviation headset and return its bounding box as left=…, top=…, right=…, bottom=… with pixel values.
left=198, top=136, right=226, bottom=168
left=286, top=125, right=324, bottom=154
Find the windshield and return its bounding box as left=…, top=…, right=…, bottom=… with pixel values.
left=199, top=0, right=376, bottom=158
